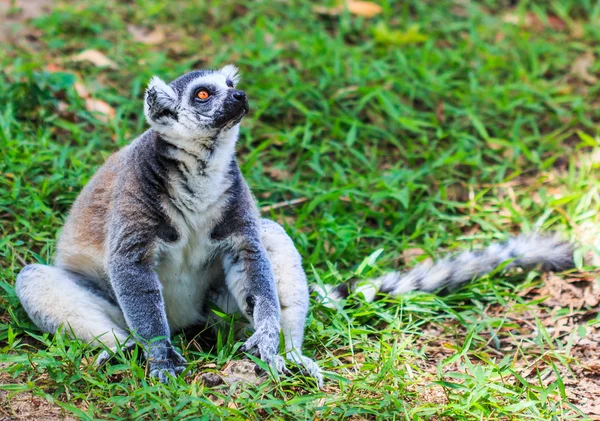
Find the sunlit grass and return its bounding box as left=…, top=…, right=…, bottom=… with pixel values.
left=1, top=0, right=599, bottom=419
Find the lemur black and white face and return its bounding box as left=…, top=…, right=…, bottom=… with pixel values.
left=143, top=65, right=247, bottom=140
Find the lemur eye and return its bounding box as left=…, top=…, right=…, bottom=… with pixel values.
left=197, top=90, right=210, bottom=100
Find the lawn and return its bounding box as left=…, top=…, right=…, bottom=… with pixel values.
left=1, top=0, right=600, bottom=419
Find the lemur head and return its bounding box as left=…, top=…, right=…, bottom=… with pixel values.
left=143, top=65, right=247, bottom=140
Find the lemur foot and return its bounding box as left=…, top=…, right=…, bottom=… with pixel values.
left=287, top=353, right=323, bottom=388
left=148, top=343, right=187, bottom=383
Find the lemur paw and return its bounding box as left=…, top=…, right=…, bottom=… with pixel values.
left=148, top=344, right=187, bottom=383
left=287, top=353, right=324, bottom=388
left=269, top=355, right=291, bottom=376
left=240, top=323, right=280, bottom=360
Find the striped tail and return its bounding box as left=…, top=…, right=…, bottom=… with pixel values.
left=313, top=233, right=574, bottom=304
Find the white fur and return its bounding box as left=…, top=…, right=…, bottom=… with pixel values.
left=258, top=219, right=309, bottom=353
left=168, top=127, right=239, bottom=218
left=156, top=128, right=240, bottom=330
left=16, top=265, right=130, bottom=348
left=219, top=64, right=241, bottom=86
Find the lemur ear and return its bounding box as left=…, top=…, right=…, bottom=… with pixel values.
left=144, top=76, right=179, bottom=126
left=219, top=64, right=241, bottom=87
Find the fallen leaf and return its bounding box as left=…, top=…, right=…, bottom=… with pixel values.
left=571, top=52, right=597, bottom=84
left=402, top=248, right=425, bottom=264
left=534, top=273, right=600, bottom=310
left=435, top=101, right=445, bottom=124
left=502, top=12, right=523, bottom=26
left=44, top=63, right=65, bottom=73
left=582, top=360, right=600, bottom=375
left=332, top=85, right=359, bottom=99
left=503, top=11, right=566, bottom=32
left=127, top=25, right=166, bottom=45
left=546, top=14, right=568, bottom=31
left=571, top=21, right=585, bottom=39
left=72, top=49, right=117, bottom=69
left=85, top=98, right=115, bottom=122
left=313, top=1, right=382, bottom=18
left=264, top=166, right=291, bottom=181
left=346, top=1, right=382, bottom=17
left=73, top=81, right=90, bottom=99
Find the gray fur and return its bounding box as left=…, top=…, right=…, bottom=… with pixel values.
left=16, top=67, right=321, bottom=386
left=315, top=233, right=574, bottom=303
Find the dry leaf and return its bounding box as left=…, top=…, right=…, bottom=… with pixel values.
left=313, top=1, right=382, bottom=18
left=264, top=166, right=290, bottom=181
left=85, top=98, right=115, bottom=122
left=503, top=11, right=566, bottom=32
left=582, top=360, right=600, bottom=375
left=534, top=273, right=600, bottom=310
left=571, top=21, right=585, bottom=39
left=346, top=1, right=382, bottom=17
left=571, top=52, right=597, bottom=84
left=402, top=248, right=425, bottom=264
left=127, top=25, right=166, bottom=45
left=72, top=49, right=117, bottom=69
left=44, top=63, right=64, bottom=73
left=435, top=101, right=445, bottom=124
left=73, top=81, right=90, bottom=99
left=546, top=14, right=568, bottom=31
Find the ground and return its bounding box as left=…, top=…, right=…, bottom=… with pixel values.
left=1, top=0, right=600, bottom=420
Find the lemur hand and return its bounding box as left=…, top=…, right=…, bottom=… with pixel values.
left=148, top=341, right=187, bottom=383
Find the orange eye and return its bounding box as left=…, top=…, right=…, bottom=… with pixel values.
left=197, top=90, right=210, bottom=100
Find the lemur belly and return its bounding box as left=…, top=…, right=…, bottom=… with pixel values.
left=155, top=190, right=232, bottom=331
left=156, top=232, right=224, bottom=331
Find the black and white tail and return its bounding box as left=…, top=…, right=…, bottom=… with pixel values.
left=313, top=234, right=574, bottom=304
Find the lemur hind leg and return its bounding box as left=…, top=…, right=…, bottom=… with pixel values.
left=16, top=264, right=131, bottom=350
left=259, top=219, right=323, bottom=387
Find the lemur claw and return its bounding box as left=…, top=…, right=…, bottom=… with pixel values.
left=148, top=344, right=187, bottom=383
left=287, top=353, right=324, bottom=388
left=268, top=355, right=291, bottom=376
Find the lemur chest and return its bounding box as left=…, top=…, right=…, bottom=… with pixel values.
left=154, top=157, right=236, bottom=331
left=155, top=211, right=228, bottom=331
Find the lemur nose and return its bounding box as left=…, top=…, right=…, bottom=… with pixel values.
left=232, top=90, right=246, bottom=101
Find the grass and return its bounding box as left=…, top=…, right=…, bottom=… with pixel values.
left=1, top=0, right=600, bottom=419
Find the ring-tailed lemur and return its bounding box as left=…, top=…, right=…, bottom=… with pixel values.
left=15, top=66, right=574, bottom=388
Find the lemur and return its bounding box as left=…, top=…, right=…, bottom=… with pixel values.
left=15, top=66, right=575, bottom=388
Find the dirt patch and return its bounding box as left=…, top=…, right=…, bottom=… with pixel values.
left=0, top=390, right=77, bottom=421
left=0, top=362, right=76, bottom=420
left=412, top=276, right=600, bottom=420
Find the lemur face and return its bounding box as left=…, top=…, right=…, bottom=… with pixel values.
left=143, top=65, right=247, bottom=140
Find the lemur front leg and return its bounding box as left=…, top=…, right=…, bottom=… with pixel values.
left=221, top=233, right=284, bottom=373
left=108, top=258, right=186, bottom=382
left=108, top=216, right=186, bottom=383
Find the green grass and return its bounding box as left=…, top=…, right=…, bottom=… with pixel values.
left=1, top=0, right=600, bottom=419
